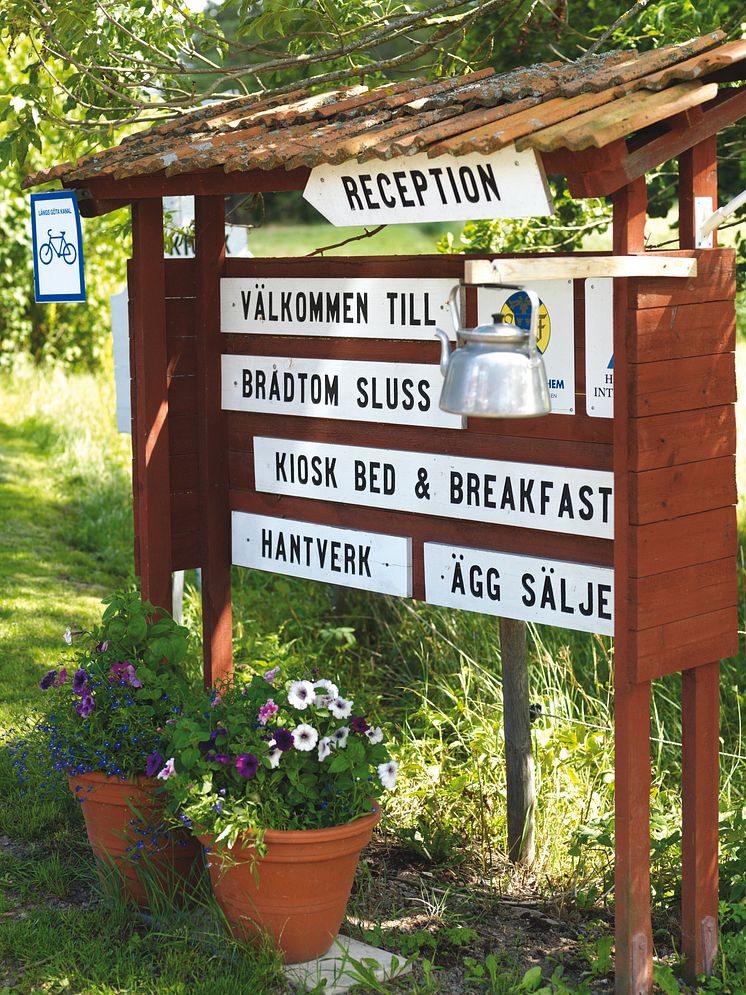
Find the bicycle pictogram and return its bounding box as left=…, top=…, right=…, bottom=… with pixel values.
left=39, top=229, right=77, bottom=266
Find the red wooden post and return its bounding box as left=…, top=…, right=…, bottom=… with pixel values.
left=194, top=196, right=233, bottom=686
left=613, top=177, right=654, bottom=995
left=130, top=199, right=173, bottom=614
left=681, top=662, right=720, bottom=981
left=679, top=136, right=718, bottom=249
left=678, top=138, right=721, bottom=983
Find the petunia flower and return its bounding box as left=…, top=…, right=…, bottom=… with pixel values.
left=54, top=668, right=68, bottom=686
left=377, top=760, right=398, bottom=791
left=314, top=679, right=339, bottom=700
left=264, top=666, right=281, bottom=682
left=72, top=669, right=89, bottom=695
left=109, top=661, right=143, bottom=688
left=145, top=752, right=164, bottom=778
left=292, top=724, right=319, bottom=752
left=208, top=753, right=231, bottom=764
left=95, top=640, right=111, bottom=653
left=267, top=746, right=282, bottom=769
left=76, top=694, right=96, bottom=718
left=157, top=758, right=176, bottom=781
left=63, top=627, right=81, bottom=645
left=317, top=737, right=333, bottom=762
left=39, top=670, right=57, bottom=690
left=350, top=716, right=369, bottom=734
left=258, top=699, right=279, bottom=726
left=329, top=697, right=353, bottom=719
left=366, top=726, right=384, bottom=745
left=287, top=680, right=316, bottom=710
left=332, top=727, right=349, bottom=749
left=235, top=753, right=259, bottom=779
left=272, top=727, right=294, bottom=752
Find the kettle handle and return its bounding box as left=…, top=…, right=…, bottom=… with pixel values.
left=447, top=284, right=462, bottom=339
left=524, top=288, right=542, bottom=358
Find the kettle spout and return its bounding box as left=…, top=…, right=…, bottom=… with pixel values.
left=434, top=328, right=451, bottom=377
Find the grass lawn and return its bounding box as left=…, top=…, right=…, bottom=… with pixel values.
left=0, top=332, right=744, bottom=993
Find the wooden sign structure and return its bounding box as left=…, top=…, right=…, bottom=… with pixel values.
left=29, top=40, right=746, bottom=993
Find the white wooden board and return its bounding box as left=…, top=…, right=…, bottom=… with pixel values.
left=253, top=437, right=614, bottom=538
left=303, top=146, right=554, bottom=226
left=585, top=278, right=614, bottom=419
left=221, top=277, right=459, bottom=339
left=232, top=512, right=412, bottom=596
left=465, top=255, right=697, bottom=282
left=424, top=543, right=614, bottom=635
left=221, top=355, right=463, bottom=429
left=477, top=280, right=575, bottom=414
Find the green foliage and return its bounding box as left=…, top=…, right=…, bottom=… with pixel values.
left=18, top=591, right=192, bottom=780
left=438, top=181, right=611, bottom=257
left=159, top=668, right=394, bottom=844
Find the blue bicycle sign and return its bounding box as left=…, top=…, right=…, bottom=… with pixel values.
left=39, top=229, right=78, bottom=266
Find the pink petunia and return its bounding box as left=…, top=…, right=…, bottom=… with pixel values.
left=258, top=699, right=279, bottom=726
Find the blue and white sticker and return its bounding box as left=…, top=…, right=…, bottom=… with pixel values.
left=30, top=191, right=86, bottom=303
left=477, top=279, right=575, bottom=414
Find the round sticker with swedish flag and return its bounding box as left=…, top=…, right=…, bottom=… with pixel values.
left=499, top=291, right=551, bottom=354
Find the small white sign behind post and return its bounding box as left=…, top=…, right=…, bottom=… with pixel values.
left=303, top=146, right=554, bottom=226
left=30, top=191, right=86, bottom=303
left=424, top=543, right=614, bottom=635
left=221, top=277, right=458, bottom=339
left=221, top=355, right=464, bottom=430
left=585, top=278, right=614, bottom=418
left=253, top=437, right=614, bottom=538
left=232, top=512, right=412, bottom=596
left=477, top=279, right=575, bottom=414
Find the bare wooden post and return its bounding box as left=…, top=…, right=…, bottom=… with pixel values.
left=195, top=196, right=233, bottom=687
left=130, top=198, right=173, bottom=615
left=500, top=617, right=535, bottom=866
left=613, top=176, right=654, bottom=995
left=678, top=138, right=721, bottom=984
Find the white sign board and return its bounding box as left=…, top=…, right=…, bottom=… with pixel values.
left=253, top=437, right=614, bottom=538
left=585, top=278, right=614, bottom=418
left=221, top=277, right=458, bottom=339
left=30, top=191, right=86, bottom=303
left=221, top=355, right=463, bottom=429
left=303, top=146, right=554, bottom=226
left=478, top=279, right=575, bottom=414
left=232, top=512, right=412, bottom=596
left=424, top=543, right=614, bottom=635
left=110, top=288, right=131, bottom=434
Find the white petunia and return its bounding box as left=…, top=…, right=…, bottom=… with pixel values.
left=377, top=760, right=398, bottom=791
left=287, top=680, right=316, bottom=710
left=366, top=726, right=384, bottom=745
left=292, top=723, right=319, bottom=752
left=267, top=745, right=282, bottom=769
left=63, top=627, right=73, bottom=645
left=317, top=737, right=333, bottom=762
left=332, top=726, right=349, bottom=749
left=329, top=697, right=353, bottom=719
left=314, top=679, right=339, bottom=700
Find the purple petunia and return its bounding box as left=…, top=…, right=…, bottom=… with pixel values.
left=210, top=727, right=229, bottom=742
left=145, top=752, right=164, bottom=778
left=72, top=669, right=89, bottom=695
left=95, top=640, right=111, bottom=653
left=39, top=670, right=56, bottom=690
left=109, top=661, right=143, bottom=689
left=258, top=699, right=278, bottom=726
left=54, top=668, right=68, bottom=686
left=264, top=666, right=281, bottom=683
left=207, top=753, right=231, bottom=764
left=235, top=753, right=259, bottom=779
left=350, top=716, right=370, bottom=734
left=272, top=727, right=294, bottom=752
left=76, top=694, right=95, bottom=717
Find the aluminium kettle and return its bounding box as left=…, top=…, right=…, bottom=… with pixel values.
left=435, top=283, right=552, bottom=418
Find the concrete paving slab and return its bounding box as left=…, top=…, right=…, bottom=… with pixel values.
left=284, top=934, right=412, bottom=994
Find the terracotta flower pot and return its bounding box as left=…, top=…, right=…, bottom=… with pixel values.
left=199, top=806, right=380, bottom=963
left=68, top=770, right=201, bottom=906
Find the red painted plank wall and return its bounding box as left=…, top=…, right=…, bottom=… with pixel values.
left=624, top=249, right=738, bottom=681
